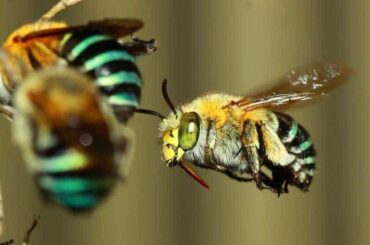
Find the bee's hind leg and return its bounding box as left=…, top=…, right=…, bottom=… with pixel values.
left=223, top=168, right=284, bottom=195
left=256, top=172, right=285, bottom=196
left=241, top=120, right=285, bottom=195
left=121, top=35, right=158, bottom=57
left=284, top=181, right=290, bottom=193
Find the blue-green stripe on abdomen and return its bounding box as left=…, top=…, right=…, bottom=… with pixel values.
left=39, top=176, right=114, bottom=193
left=39, top=175, right=115, bottom=209
left=39, top=150, right=89, bottom=173
left=67, top=34, right=111, bottom=61
left=83, top=51, right=135, bottom=72
left=61, top=31, right=142, bottom=122
left=52, top=193, right=99, bottom=209
left=97, top=71, right=141, bottom=87
left=108, top=92, right=139, bottom=107
left=275, top=112, right=316, bottom=176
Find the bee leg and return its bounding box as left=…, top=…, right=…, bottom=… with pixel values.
left=242, top=120, right=265, bottom=187
left=224, top=170, right=254, bottom=182
left=0, top=216, right=39, bottom=245
left=0, top=105, right=14, bottom=121
left=37, top=0, right=83, bottom=24
left=254, top=172, right=285, bottom=195
left=210, top=165, right=283, bottom=195
left=0, top=239, right=14, bottom=245
left=242, top=121, right=288, bottom=195
left=263, top=163, right=290, bottom=195
left=21, top=215, right=40, bottom=245
left=283, top=181, right=290, bottom=193
left=121, top=35, right=158, bottom=56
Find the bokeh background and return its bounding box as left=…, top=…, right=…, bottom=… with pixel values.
left=0, top=0, right=366, bottom=244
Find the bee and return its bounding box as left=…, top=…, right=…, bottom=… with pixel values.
left=1, top=0, right=157, bottom=122
left=12, top=66, right=131, bottom=211
left=139, top=62, right=350, bottom=195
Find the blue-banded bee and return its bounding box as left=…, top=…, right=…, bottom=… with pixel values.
left=12, top=66, right=131, bottom=211
left=59, top=30, right=156, bottom=122
left=1, top=0, right=157, bottom=122
left=140, top=62, right=350, bottom=195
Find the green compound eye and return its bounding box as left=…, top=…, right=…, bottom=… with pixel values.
left=178, top=112, right=200, bottom=150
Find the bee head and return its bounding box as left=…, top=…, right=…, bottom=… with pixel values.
left=160, top=110, right=200, bottom=165
left=135, top=79, right=209, bottom=189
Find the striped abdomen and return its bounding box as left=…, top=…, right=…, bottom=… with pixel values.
left=34, top=138, right=117, bottom=211
left=275, top=112, right=316, bottom=190
left=60, top=31, right=142, bottom=122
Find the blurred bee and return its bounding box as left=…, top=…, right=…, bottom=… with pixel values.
left=1, top=0, right=157, bottom=122
left=139, top=62, right=350, bottom=195
left=12, top=66, right=131, bottom=211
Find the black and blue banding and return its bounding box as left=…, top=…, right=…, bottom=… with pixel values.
left=34, top=139, right=115, bottom=211
left=38, top=174, right=114, bottom=210
left=276, top=112, right=316, bottom=176
left=60, top=30, right=142, bottom=121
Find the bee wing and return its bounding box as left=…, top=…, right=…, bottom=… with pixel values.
left=86, top=19, right=144, bottom=38
left=20, top=19, right=143, bottom=42
left=229, top=62, right=351, bottom=111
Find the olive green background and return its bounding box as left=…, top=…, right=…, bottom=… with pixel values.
left=0, top=0, right=366, bottom=244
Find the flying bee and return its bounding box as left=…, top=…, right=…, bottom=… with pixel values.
left=1, top=0, right=157, bottom=122
left=138, top=62, right=351, bottom=195
left=12, top=66, right=131, bottom=211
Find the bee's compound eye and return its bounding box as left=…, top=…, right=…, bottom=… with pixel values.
left=179, top=112, right=200, bottom=150
left=188, top=122, right=195, bottom=133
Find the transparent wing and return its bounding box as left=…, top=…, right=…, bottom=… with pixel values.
left=228, top=62, right=352, bottom=111
left=18, top=0, right=142, bottom=41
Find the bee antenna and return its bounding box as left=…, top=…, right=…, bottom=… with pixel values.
left=22, top=215, right=40, bottom=245
left=135, top=108, right=165, bottom=119
left=161, top=79, right=177, bottom=115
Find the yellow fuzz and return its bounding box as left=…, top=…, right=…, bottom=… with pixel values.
left=176, top=148, right=185, bottom=161
left=162, top=128, right=179, bottom=147
left=162, top=145, right=175, bottom=162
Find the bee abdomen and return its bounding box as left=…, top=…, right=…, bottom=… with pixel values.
left=35, top=143, right=116, bottom=211
left=275, top=112, right=316, bottom=189
left=38, top=174, right=115, bottom=211
left=60, top=31, right=142, bottom=122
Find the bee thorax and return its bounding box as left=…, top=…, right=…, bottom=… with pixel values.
left=183, top=120, right=248, bottom=173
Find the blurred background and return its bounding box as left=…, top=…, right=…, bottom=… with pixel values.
left=0, top=0, right=366, bottom=244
